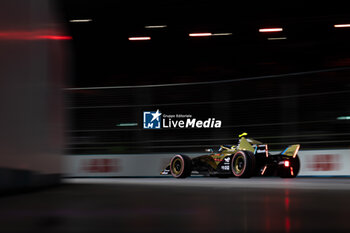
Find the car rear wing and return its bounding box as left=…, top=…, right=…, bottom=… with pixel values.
left=281, top=144, right=300, bottom=158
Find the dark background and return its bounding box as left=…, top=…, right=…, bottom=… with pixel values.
left=57, top=1, right=350, bottom=154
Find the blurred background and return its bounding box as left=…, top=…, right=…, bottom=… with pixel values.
left=59, top=1, right=350, bottom=154
left=1, top=0, right=350, bottom=183
left=1, top=1, right=350, bottom=232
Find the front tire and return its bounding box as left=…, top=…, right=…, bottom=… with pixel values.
left=231, top=151, right=256, bottom=178
left=170, top=154, right=192, bottom=178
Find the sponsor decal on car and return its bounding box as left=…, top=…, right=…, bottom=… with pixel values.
left=221, top=165, right=230, bottom=170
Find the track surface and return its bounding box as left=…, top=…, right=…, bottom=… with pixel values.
left=1, top=177, right=350, bottom=232
left=67, top=177, right=350, bottom=190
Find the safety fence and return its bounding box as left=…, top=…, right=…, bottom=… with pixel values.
left=65, top=67, right=350, bottom=154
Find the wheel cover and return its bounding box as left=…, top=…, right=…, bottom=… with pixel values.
left=171, top=157, right=183, bottom=175
left=234, top=154, right=245, bottom=174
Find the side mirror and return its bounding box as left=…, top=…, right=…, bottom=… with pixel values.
left=205, top=148, right=213, bottom=153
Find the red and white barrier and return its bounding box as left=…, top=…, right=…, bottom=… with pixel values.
left=63, top=154, right=178, bottom=177
left=63, top=150, right=350, bottom=177
left=299, top=150, right=350, bottom=176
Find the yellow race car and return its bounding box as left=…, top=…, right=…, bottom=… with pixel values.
left=161, top=133, right=300, bottom=178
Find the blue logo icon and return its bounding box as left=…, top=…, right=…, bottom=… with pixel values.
left=143, top=110, right=162, bottom=129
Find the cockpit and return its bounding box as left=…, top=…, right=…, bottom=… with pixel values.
left=218, top=145, right=236, bottom=152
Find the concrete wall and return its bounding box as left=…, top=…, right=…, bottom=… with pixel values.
left=0, top=0, right=67, bottom=190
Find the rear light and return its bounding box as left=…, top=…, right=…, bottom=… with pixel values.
left=284, top=160, right=290, bottom=167
left=290, top=167, right=294, bottom=176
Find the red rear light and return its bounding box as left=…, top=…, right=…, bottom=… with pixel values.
left=284, top=160, right=290, bottom=167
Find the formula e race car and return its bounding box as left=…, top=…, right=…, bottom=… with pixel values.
left=161, top=133, right=300, bottom=178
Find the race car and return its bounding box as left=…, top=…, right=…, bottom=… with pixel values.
left=161, top=133, right=300, bottom=178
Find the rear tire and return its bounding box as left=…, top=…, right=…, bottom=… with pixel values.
left=278, top=154, right=300, bottom=178
left=170, top=154, right=192, bottom=178
left=231, top=151, right=256, bottom=178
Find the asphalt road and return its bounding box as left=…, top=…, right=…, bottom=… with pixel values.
left=1, top=177, right=350, bottom=233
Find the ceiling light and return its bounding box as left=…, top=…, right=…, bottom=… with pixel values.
left=145, top=25, right=167, bottom=29
left=189, top=33, right=212, bottom=37
left=69, top=19, right=92, bottom=23
left=334, top=24, right=350, bottom=28
left=259, top=28, right=283, bottom=33
left=128, top=37, right=151, bottom=41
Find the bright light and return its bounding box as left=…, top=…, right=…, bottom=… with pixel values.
left=259, top=28, right=283, bottom=33
left=0, top=30, right=72, bottom=40
left=189, top=33, right=212, bottom=37
left=334, top=24, right=350, bottom=28
left=284, top=160, right=290, bottom=167
left=116, top=123, right=138, bottom=127
left=212, top=33, right=232, bottom=36
left=189, top=33, right=232, bottom=37
left=69, top=19, right=92, bottom=23
left=265, top=145, right=269, bottom=158
left=268, top=37, right=287, bottom=40
left=36, top=35, right=72, bottom=40
left=261, top=165, right=267, bottom=175
left=145, top=25, right=167, bottom=29
left=337, top=116, right=350, bottom=120
left=128, top=37, right=151, bottom=41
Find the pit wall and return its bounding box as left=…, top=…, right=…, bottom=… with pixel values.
left=63, top=149, right=350, bottom=177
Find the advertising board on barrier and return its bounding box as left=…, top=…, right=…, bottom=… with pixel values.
left=63, top=149, right=350, bottom=177
left=63, top=154, right=190, bottom=177
left=299, top=150, right=350, bottom=176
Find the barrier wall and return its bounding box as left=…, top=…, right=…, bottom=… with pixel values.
left=299, top=150, right=350, bottom=176
left=63, top=149, right=350, bottom=177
